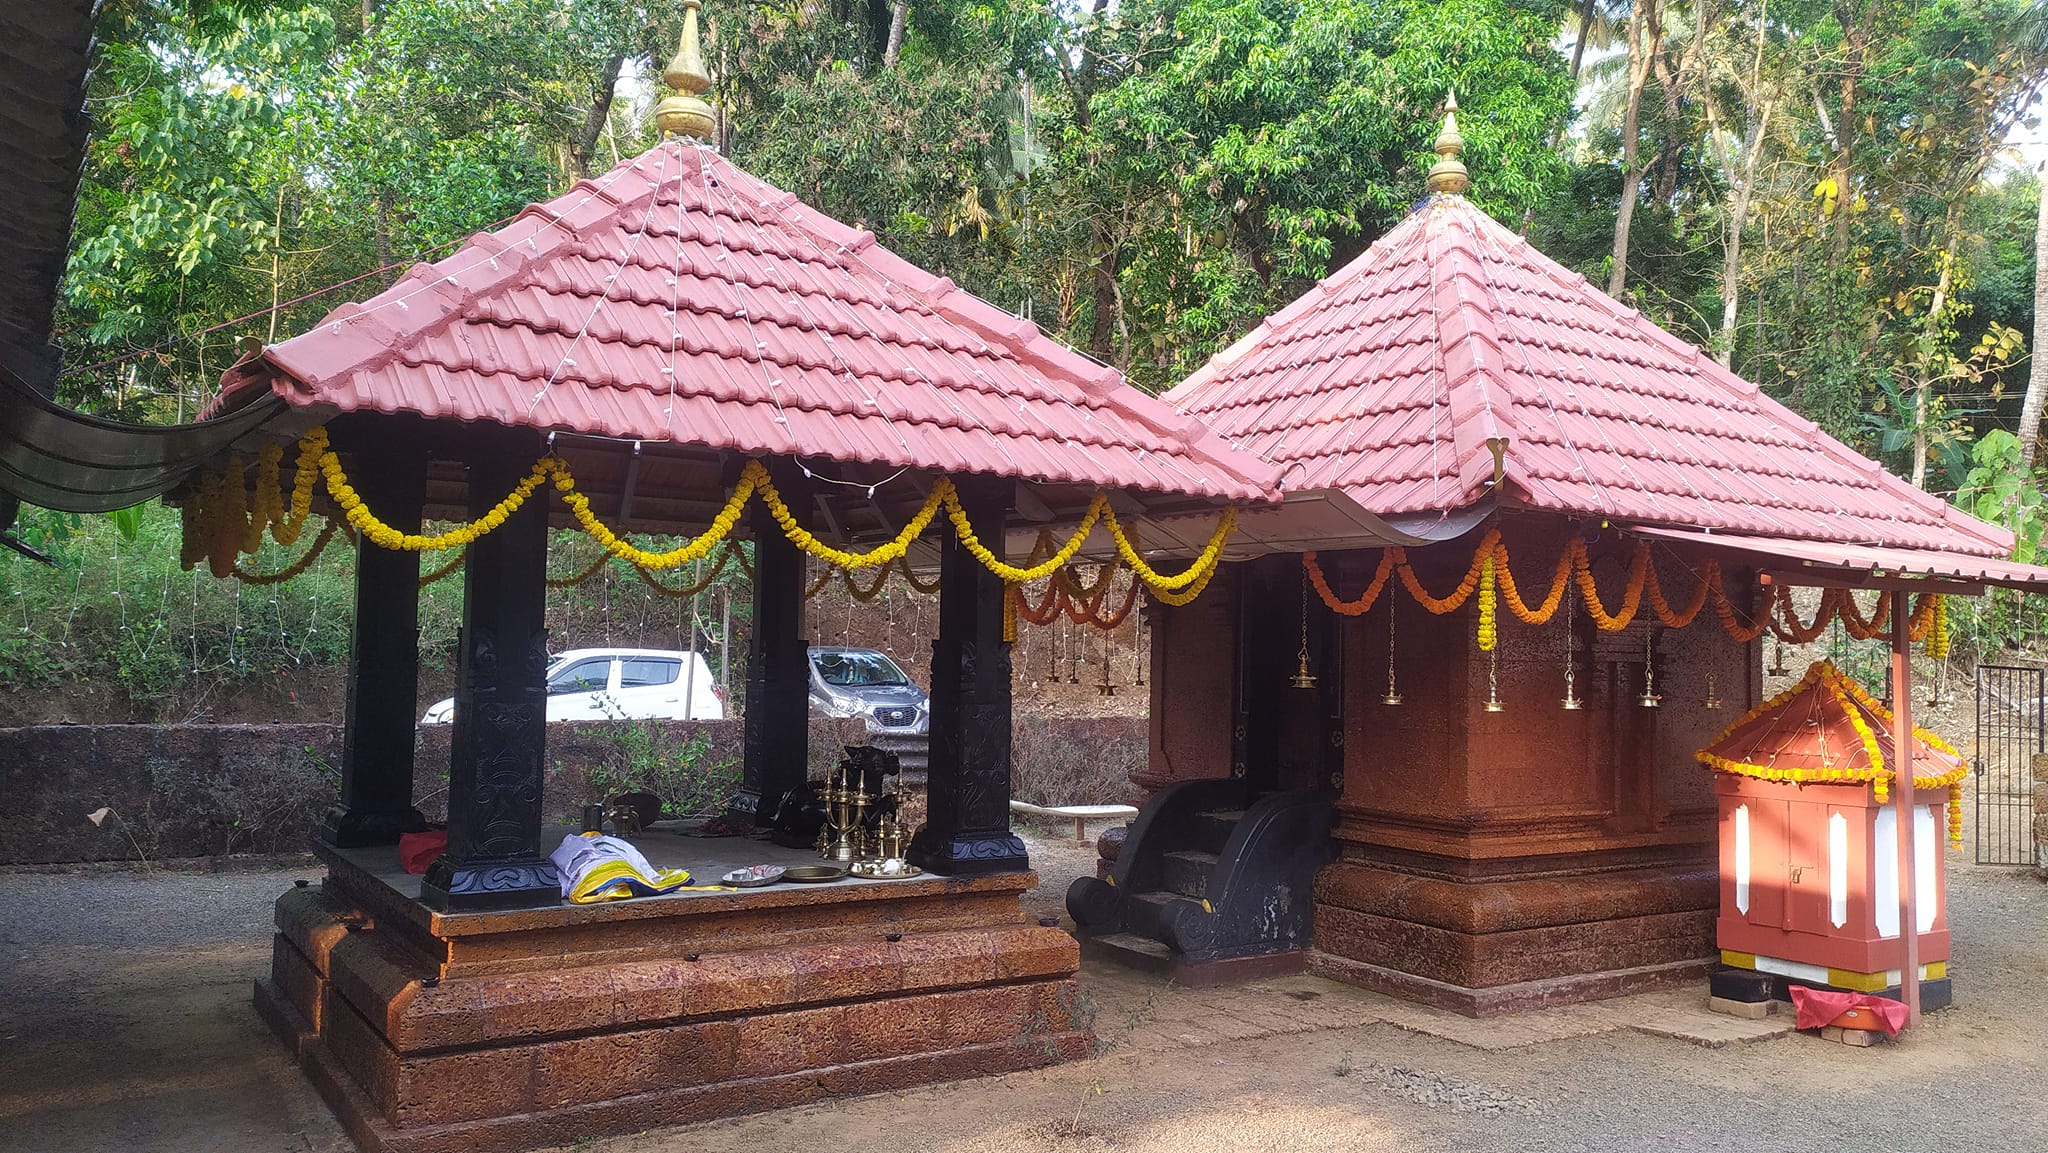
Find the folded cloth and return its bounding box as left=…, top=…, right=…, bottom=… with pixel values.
left=548, top=832, right=693, bottom=903
left=1789, top=984, right=1911, bottom=1036
left=399, top=829, right=447, bottom=875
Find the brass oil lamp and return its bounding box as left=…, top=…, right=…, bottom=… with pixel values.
left=1291, top=568, right=1318, bottom=690
left=1638, top=628, right=1661, bottom=708
left=1381, top=597, right=1404, bottom=706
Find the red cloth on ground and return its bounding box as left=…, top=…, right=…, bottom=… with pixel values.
left=399, top=829, right=447, bottom=874
left=1789, top=984, right=1910, bottom=1036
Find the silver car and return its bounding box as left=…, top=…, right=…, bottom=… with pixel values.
left=808, top=646, right=928, bottom=735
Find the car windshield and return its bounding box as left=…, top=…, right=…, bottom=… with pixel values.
left=813, top=650, right=908, bottom=687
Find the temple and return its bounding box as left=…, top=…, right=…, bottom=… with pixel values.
left=187, top=7, right=1277, bottom=1148
left=1071, top=94, right=2048, bottom=1016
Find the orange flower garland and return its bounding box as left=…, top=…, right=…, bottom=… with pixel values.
left=1645, top=555, right=1710, bottom=628
left=1303, top=550, right=1396, bottom=616
left=1574, top=543, right=1648, bottom=631
left=1495, top=540, right=1573, bottom=624
left=1303, top=533, right=1950, bottom=656
left=1394, top=529, right=1499, bottom=614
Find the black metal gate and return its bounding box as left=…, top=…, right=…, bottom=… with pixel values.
left=1974, top=664, right=2044, bottom=866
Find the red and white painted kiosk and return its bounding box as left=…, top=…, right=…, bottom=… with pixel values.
left=1699, top=659, right=1965, bottom=998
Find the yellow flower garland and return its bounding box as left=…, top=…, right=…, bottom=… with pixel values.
left=272, top=428, right=327, bottom=547
left=1695, top=660, right=1967, bottom=846
left=1476, top=553, right=1497, bottom=651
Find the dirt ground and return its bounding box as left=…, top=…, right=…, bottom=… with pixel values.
left=1, top=830, right=2043, bottom=1153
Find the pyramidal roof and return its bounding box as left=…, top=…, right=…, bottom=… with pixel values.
left=1164, top=193, right=2011, bottom=555
left=215, top=138, right=1276, bottom=502
left=1697, top=660, right=1966, bottom=788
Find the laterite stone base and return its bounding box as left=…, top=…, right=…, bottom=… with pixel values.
left=260, top=842, right=1088, bottom=1153
left=1310, top=857, right=1718, bottom=1017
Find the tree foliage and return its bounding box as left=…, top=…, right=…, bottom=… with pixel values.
left=45, top=0, right=2048, bottom=657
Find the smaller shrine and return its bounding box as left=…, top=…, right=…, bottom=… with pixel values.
left=1078, top=91, right=2048, bottom=1021
left=1699, top=659, right=1966, bottom=1006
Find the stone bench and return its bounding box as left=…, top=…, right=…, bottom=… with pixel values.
left=1009, top=801, right=1139, bottom=845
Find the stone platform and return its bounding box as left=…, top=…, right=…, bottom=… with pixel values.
left=1308, top=854, right=1719, bottom=1017
left=257, top=830, right=1088, bottom=1153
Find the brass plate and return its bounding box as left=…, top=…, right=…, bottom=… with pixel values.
left=848, top=861, right=923, bottom=880
left=781, top=865, right=849, bottom=884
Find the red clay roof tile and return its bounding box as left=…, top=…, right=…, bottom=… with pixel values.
left=216, top=140, right=1276, bottom=503
left=1166, top=194, right=2012, bottom=556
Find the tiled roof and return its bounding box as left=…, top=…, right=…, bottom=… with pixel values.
left=215, top=139, right=1276, bottom=503
left=1165, top=194, right=2012, bottom=556
left=1699, top=660, right=1966, bottom=784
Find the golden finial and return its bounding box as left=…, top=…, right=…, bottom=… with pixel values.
left=654, top=0, right=716, bottom=139
left=1426, top=89, right=1470, bottom=196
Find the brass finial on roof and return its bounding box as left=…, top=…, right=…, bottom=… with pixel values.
left=1426, top=89, right=1470, bottom=196
left=654, top=0, right=716, bottom=139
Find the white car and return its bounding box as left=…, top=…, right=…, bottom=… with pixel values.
left=420, top=647, right=725, bottom=724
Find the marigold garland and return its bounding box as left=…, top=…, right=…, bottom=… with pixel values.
left=1576, top=543, right=1648, bottom=630
left=1393, top=530, right=1497, bottom=614
left=273, top=428, right=327, bottom=547
left=1302, top=550, right=1396, bottom=616
left=1695, top=660, right=1967, bottom=846
left=1008, top=527, right=1146, bottom=632
left=211, top=454, right=247, bottom=578
left=1496, top=541, right=1573, bottom=624
left=245, top=444, right=282, bottom=555
left=1476, top=553, right=1498, bottom=652
left=1645, top=554, right=1710, bottom=628
left=1303, top=534, right=1948, bottom=655
left=187, top=427, right=1244, bottom=612
left=841, top=560, right=894, bottom=602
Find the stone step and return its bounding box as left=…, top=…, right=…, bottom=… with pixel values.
left=1161, top=849, right=1219, bottom=899
left=1125, top=889, right=1201, bottom=941
left=1191, top=809, right=1244, bottom=855
left=1093, top=932, right=1171, bottom=959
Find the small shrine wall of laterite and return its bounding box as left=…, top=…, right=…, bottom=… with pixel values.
left=1140, top=515, right=1767, bottom=1011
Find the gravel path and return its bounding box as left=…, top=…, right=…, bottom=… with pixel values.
left=1, top=845, right=2042, bottom=1153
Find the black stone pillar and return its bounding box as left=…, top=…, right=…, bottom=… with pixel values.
left=322, top=432, right=429, bottom=848
left=421, top=429, right=558, bottom=911
left=911, top=475, right=1027, bottom=874
left=731, top=460, right=810, bottom=823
